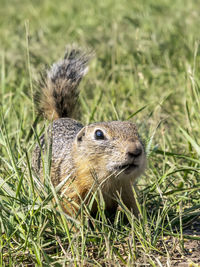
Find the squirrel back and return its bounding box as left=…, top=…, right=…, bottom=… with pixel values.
left=33, top=48, right=146, bottom=217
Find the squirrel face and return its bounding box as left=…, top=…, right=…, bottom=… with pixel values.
left=72, top=121, right=146, bottom=183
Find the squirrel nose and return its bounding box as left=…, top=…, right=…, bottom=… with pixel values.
left=126, top=142, right=142, bottom=158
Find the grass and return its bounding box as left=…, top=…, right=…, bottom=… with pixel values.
left=0, top=0, right=200, bottom=265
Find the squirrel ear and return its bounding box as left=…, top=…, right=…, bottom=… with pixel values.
left=76, top=127, right=86, bottom=143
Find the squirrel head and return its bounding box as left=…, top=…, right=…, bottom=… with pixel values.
left=72, top=121, right=146, bottom=184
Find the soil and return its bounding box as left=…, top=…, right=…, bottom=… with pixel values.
left=154, top=217, right=200, bottom=267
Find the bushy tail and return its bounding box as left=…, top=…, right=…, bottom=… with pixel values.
left=35, top=48, right=91, bottom=120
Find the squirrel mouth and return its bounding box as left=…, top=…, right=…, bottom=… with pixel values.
left=117, top=163, right=139, bottom=174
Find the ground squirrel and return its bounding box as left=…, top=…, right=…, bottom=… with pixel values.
left=32, top=48, right=146, bottom=217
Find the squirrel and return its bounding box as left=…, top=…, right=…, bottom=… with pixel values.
left=32, top=48, right=146, bottom=217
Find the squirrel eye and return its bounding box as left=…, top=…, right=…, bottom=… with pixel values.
left=95, top=129, right=105, bottom=140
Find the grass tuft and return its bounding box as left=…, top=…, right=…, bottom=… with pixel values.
left=1, top=0, right=200, bottom=265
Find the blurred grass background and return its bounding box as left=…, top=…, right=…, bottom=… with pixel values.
left=0, top=0, right=200, bottom=265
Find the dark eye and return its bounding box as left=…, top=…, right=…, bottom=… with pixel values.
left=95, top=129, right=105, bottom=140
